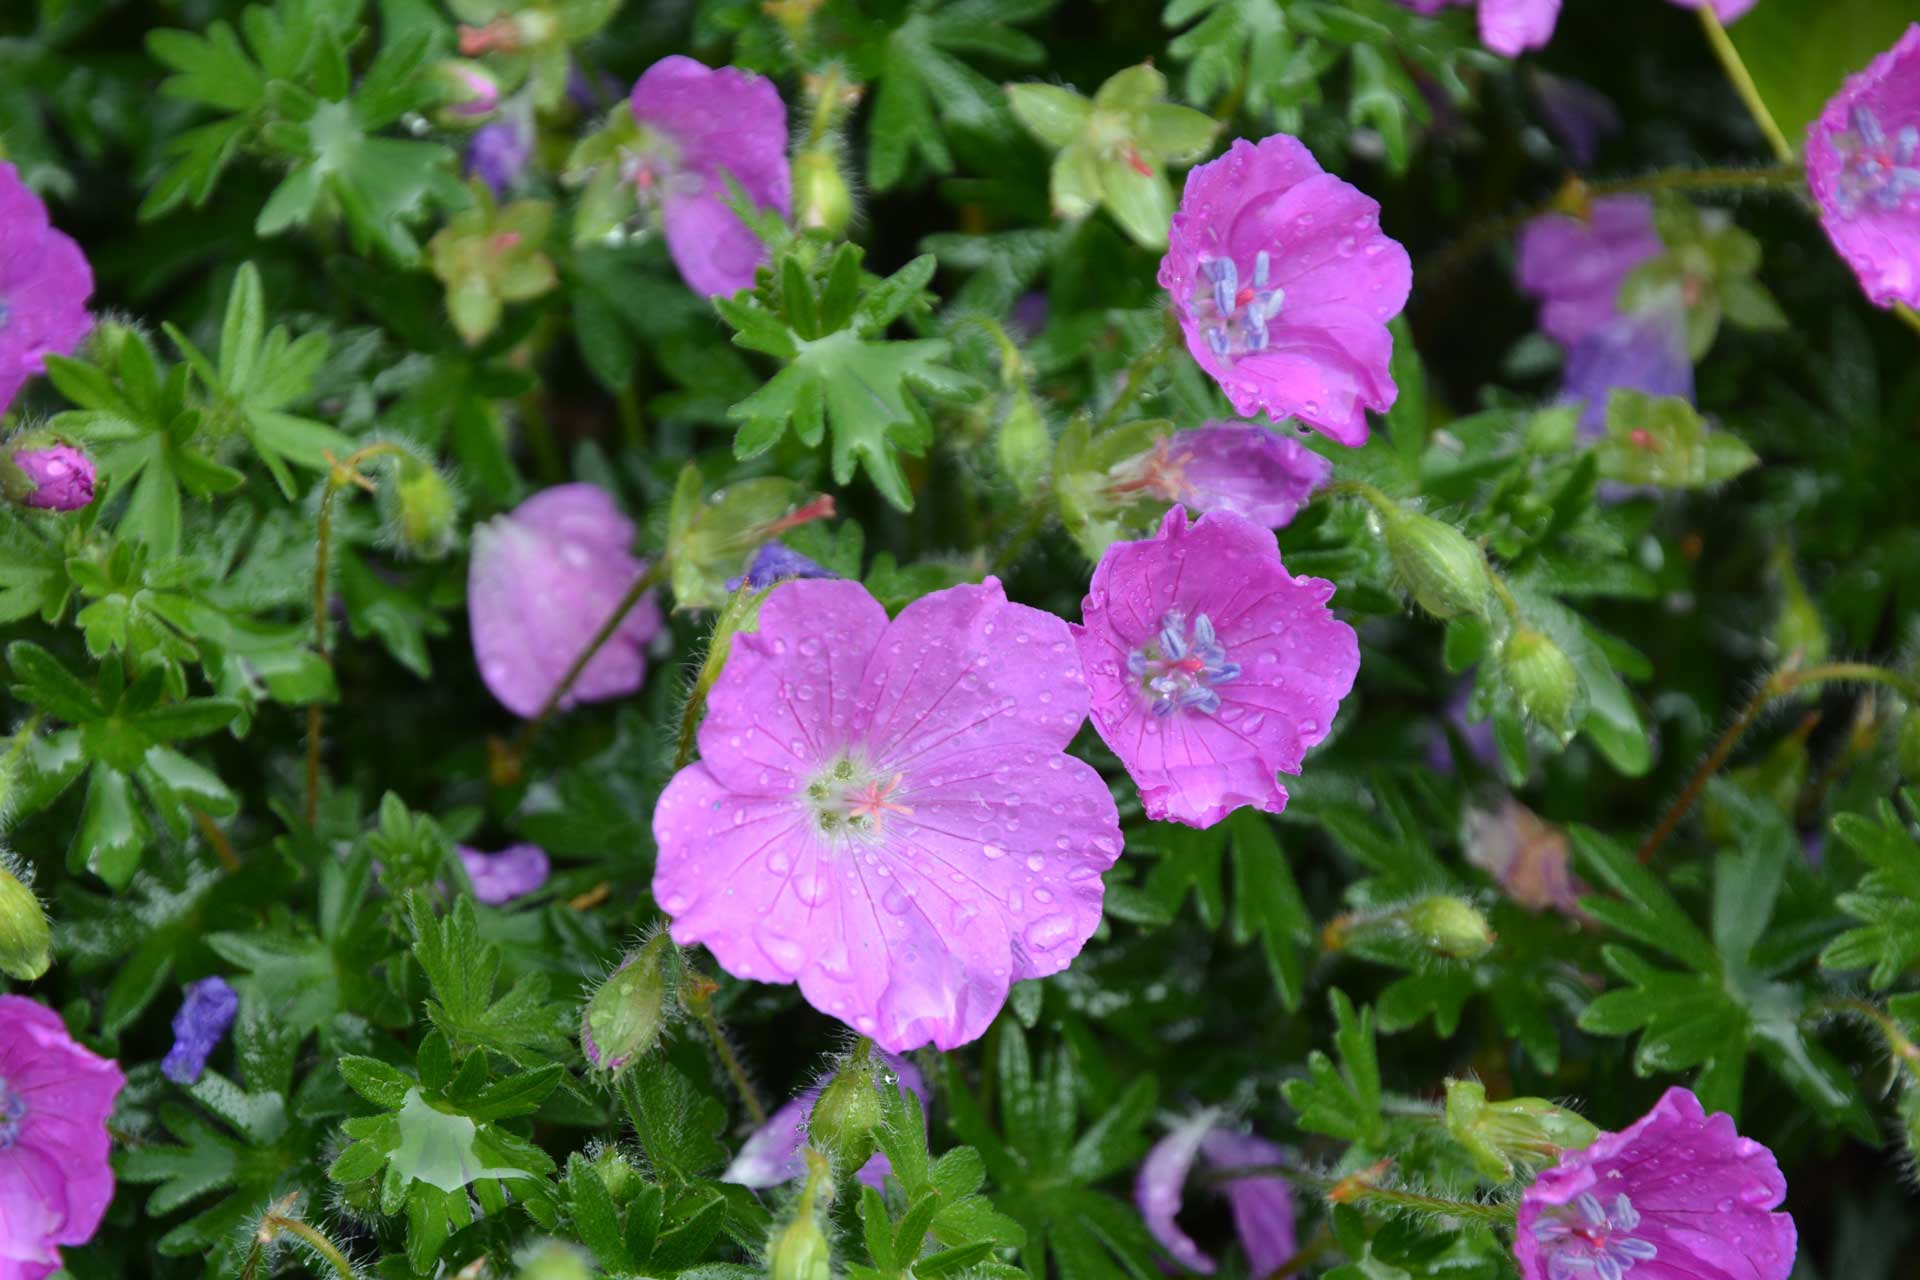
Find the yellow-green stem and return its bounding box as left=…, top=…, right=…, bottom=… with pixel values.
left=699, top=1003, right=769, bottom=1127
left=261, top=1214, right=356, bottom=1280
left=1696, top=5, right=1794, bottom=163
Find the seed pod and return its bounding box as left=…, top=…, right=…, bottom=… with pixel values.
left=581, top=935, right=674, bottom=1075
left=1502, top=626, right=1581, bottom=735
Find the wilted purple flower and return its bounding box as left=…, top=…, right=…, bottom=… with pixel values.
left=1160, top=135, right=1411, bottom=448
left=0, top=996, right=124, bottom=1280
left=1561, top=301, right=1695, bottom=436
left=0, top=164, right=93, bottom=417
left=1530, top=72, right=1621, bottom=169
left=1073, top=507, right=1359, bottom=829
left=457, top=843, right=551, bottom=905
left=1462, top=796, right=1584, bottom=915
left=160, top=977, right=239, bottom=1086
left=1665, top=0, right=1759, bottom=21
left=1106, top=423, right=1332, bottom=530
left=1516, top=196, right=1664, bottom=347
left=1398, top=0, right=1561, bottom=56
left=725, top=542, right=837, bottom=592
left=6, top=444, right=95, bottom=511
left=1805, top=25, right=1920, bottom=310
left=1515, top=1087, right=1795, bottom=1280
left=468, top=483, right=663, bottom=719
left=652, top=577, right=1121, bottom=1052
left=467, top=117, right=533, bottom=199
left=1136, top=1113, right=1296, bottom=1276
left=723, top=1054, right=925, bottom=1192
left=628, top=56, right=791, bottom=298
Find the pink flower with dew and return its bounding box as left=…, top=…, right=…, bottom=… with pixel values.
left=1159, top=136, right=1411, bottom=448
left=9, top=445, right=95, bottom=511
left=0, top=164, right=93, bottom=418
left=0, top=996, right=124, bottom=1280
left=1136, top=1112, right=1296, bottom=1276
left=1462, top=796, right=1584, bottom=916
left=468, top=483, right=663, bottom=719
left=723, top=1054, right=925, bottom=1193
left=629, top=56, right=791, bottom=298
left=1107, top=423, right=1332, bottom=530
left=1398, top=0, right=1561, bottom=57
left=652, top=577, right=1122, bottom=1052
left=1072, top=507, right=1358, bottom=829
left=1516, top=1087, right=1795, bottom=1280
left=1516, top=196, right=1664, bottom=347
left=1805, top=25, right=1920, bottom=310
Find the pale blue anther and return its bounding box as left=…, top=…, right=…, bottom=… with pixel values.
left=1130, top=610, right=1240, bottom=717
left=1194, top=254, right=1284, bottom=361
left=1533, top=1192, right=1658, bottom=1280
left=1836, top=105, right=1920, bottom=218
left=0, top=1076, right=24, bottom=1151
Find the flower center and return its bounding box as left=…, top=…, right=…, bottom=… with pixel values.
left=1128, top=610, right=1239, bottom=716
left=0, top=1076, right=26, bottom=1151
left=1532, top=1192, right=1657, bottom=1280
left=622, top=130, right=697, bottom=211
left=1833, top=105, right=1920, bottom=219
left=804, top=754, right=913, bottom=840
left=1106, top=439, right=1196, bottom=505
left=0, top=298, right=10, bottom=330
left=1193, top=251, right=1284, bottom=361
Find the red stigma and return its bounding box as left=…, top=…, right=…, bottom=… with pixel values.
left=766, top=493, right=837, bottom=536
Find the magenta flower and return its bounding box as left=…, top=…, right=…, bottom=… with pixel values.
left=723, top=1054, right=926, bottom=1192
left=1398, top=0, right=1561, bottom=57
left=161, top=977, right=238, bottom=1086
left=1072, top=507, right=1358, bottom=829
left=0, top=164, right=93, bottom=417
left=1516, top=196, right=1664, bottom=347
left=629, top=56, right=791, bottom=298
left=1159, top=135, right=1411, bottom=448
left=1805, top=25, right=1920, bottom=310
left=1136, top=1113, right=1296, bottom=1276
left=6, top=444, right=95, bottom=511
left=651, top=577, right=1122, bottom=1052
left=468, top=483, right=663, bottom=719
left=1107, top=423, right=1332, bottom=530
left=0, top=996, right=124, bottom=1280
left=457, top=843, right=551, bottom=904
left=467, top=117, right=533, bottom=199
left=1516, top=1087, right=1795, bottom=1280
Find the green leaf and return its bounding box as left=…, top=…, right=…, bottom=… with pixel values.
left=620, top=1061, right=730, bottom=1183
left=1729, top=0, right=1914, bottom=139
left=1282, top=990, right=1385, bottom=1148
left=1820, top=795, right=1920, bottom=988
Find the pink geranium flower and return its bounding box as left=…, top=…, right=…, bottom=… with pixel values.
left=0, top=164, right=93, bottom=417
left=1072, top=507, right=1358, bottom=829
left=1805, top=25, right=1920, bottom=310
left=629, top=56, right=791, bottom=298
left=1516, top=1087, right=1795, bottom=1280
left=652, top=577, right=1122, bottom=1052
left=1398, top=0, right=1561, bottom=57
left=1106, top=423, right=1332, bottom=530
left=1136, top=1113, right=1296, bottom=1276
left=1516, top=196, right=1664, bottom=347
left=468, top=483, right=663, bottom=718
left=1159, top=136, right=1411, bottom=448
left=0, top=996, right=125, bottom=1280
left=723, top=1054, right=925, bottom=1192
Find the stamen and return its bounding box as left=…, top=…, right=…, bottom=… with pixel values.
left=1533, top=1191, right=1657, bottom=1280
left=1192, top=255, right=1285, bottom=362
left=1128, top=611, right=1240, bottom=718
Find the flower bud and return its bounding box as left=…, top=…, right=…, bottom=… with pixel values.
left=582, top=935, right=674, bottom=1075
left=1404, top=896, right=1496, bottom=960
left=514, top=1242, right=595, bottom=1280
left=996, top=387, right=1051, bottom=500
left=1322, top=895, right=1494, bottom=965
left=388, top=454, right=458, bottom=560
left=770, top=1148, right=834, bottom=1280
left=433, top=60, right=502, bottom=125
left=2, top=439, right=95, bottom=512
left=1444, top=1079, right=1598, bottom=1181
left=1373, top=500, right=1491, bottom=619
left=809, top=1047, right=885, bottom=1171
left=0, top=856, right=51, bottom=982
left=1501, top=626, right=1580, bottom=735
left=793, top=151, right=853, bottom=237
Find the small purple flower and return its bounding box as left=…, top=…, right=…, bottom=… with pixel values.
left=8, top=444, right=95, bottom=511
left=1530, top=72, right=1621, bottom=169
left=457, top=843, right=551, bottom=905
left=1516, top=196, right=1664, bottom=347
left=1805, top=25, right=1920, bottom=310
left=1106, top=423, right=1332, bottom=530
left=160, top=977, right=239, bottom=1086
left=0, top=996, right=125, bottom=1280
left=467, top=117, right=533, bottom=199
left=468, top=483, right=663, bottom=719
left=1516, top=1087, right=1795, bottom=1280
left=628, top=56, right=791, bottom=298
left=1073, top=507, right=1359, bottom=829
left=1136, top=1113, right=1296, bottom=1276
left=1665, top=0, right=1759, bottom=21
left=724, top=1054, right=926, bottom=1192
left=725, top=542, right=837, bottom=592
left=1398, top=0, right=1561, bottom=56
left=1462, top=797, right=1584, bottom=915
left=652, top=577, right=1122, bottom=1052
left=1160, top=135, right=1411, bottom=448
left=1426, top=679, right=1497, bottom=773
left=0, top=163, right=93, bottom=418
left=1561, top=301, right=1695, bottom=437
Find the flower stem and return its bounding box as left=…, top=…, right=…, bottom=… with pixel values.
left=512, top=557, right=669, bottom=757
left=260, top=1213, right=356, bottom=1280
left=1896, top=304, right=1920, bottom=341
left=1096, top=321, right=1178, bottom=431
left=1696, top=5, right=1795, bottom=164
left=698, top=1000, right=769, bottom=1127
left=1203, top=1160, right=1515, bottom=1226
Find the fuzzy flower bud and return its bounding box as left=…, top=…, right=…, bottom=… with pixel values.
left=1501, top=626, right=1581, bottom=735
left=793, top=151, right=853, bottom=237
left=1445, top=1079, right=1599, bottom=1181
left=808, top=1046, right=885, bottom=1171
left=1405, top=896, right=1496, bottom=960
left=770, top=1148, right=835, bottom=1280
left=582, top=935, right=674, bottom=1075
left=995, top=387, right=1052, bottom=500
left=3, top=441, right=95, bottom=511
left=388, top=453, right=459, bottom=560
left=1371, top=496, right=1491, bottom=619
left=514, top=1243, right=595, bottom=1280
left=0, top=855, right=51, bottom=981
left=433, top=60, right=502, bottom=125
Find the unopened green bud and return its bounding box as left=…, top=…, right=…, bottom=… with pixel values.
left=996, top=388, right=1051, bottom=499
left=514, top=1242, right=594, bottom=1280
left=591, top=1145, right=637, bottom=1200
left=809, top=1046, right=884, bottom=1170
left=1445, top=1079, right=1598, bottom=1181
left=582, top=935, right=674, bottom=1075
left=1403, top=896, right=1495, bottom=960
left=1502, top=626, right=1580, bottom=735
left=1524, top=405, right=1580, bottom=454
left=1375, top=500, right=1491, bottom=619
left=0, top=856, right=50, bottom=981
left=770, top=1149, right=834, bottom=1280
left=388, top=455, right=458, bottom=561
left=793, top=151, right=853, bottom=237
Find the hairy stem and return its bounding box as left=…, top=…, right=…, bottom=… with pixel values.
left=513, top=557, right=669, bottom=757
left=1205, top=1161, right=1515, bottom=1226
left=699, top=1002, right=769, bottom=1127
left=1696, top=5, right=1794, bottom=163
left=261, top=1214, right=356, bottom=1280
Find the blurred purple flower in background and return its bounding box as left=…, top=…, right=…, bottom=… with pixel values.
left=458, top=843, right=551, bottom=904
left=1136, top=1113, right=1296, bottom=1275
left=161, top=977, right=238, bottom=1085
